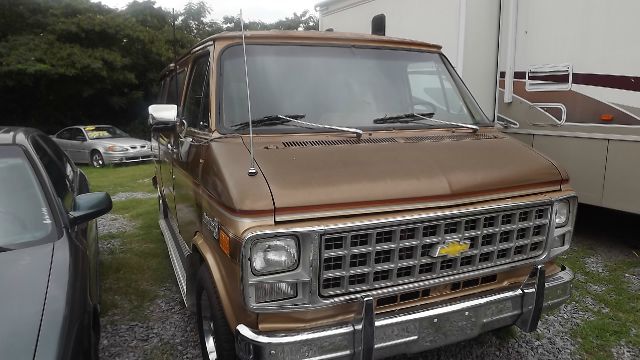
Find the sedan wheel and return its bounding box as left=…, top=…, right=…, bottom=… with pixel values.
left=91, top=151, right=105, bottom=168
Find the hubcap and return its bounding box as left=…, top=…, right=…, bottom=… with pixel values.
left=200, top=291, right=218, bottom=360
left=92, top=154, right=104, bottom=167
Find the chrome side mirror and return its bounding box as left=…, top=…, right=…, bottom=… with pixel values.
left=148, top=104, right=178, bottom=127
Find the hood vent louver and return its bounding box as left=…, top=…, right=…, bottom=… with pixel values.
left=403, top=133, right=503, bottom=143
left=281, top=133, right=503, bottom=149
left=282, top=137, right=399, bottom=148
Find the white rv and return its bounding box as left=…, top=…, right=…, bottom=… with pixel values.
left=316, top=0, right=640, bottom=215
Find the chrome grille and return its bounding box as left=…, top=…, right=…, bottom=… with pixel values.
left=319, top=204, right=551, bottom=296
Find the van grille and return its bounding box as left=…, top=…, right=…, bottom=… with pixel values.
left=319, top=204, right=551, bottom=296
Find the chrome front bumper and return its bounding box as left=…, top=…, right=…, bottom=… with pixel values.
left=235, top=265, right=573, bottom=360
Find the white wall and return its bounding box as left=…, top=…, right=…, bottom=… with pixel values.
left=319, top=0, right=500, bottom=117
left=497, top=0, right=640, bottom=108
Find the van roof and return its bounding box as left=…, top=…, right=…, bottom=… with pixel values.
left=161, top=30, right=442, bottom=77
left=195, top=30, right=442, bottom=51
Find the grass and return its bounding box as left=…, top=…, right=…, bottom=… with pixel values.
left=559, top=245, right=640, bottom=359
left=80, top=163, right=155, bottom=194
left=82, top=163, right=172, bottom=318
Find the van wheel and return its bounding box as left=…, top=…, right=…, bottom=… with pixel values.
left=195, top=265, right=236, bottom=360
left=90, top=151, right=105, bottom=168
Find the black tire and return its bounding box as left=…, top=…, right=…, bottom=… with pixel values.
left=90, top=150, right=105, bottom=168
left=195, top=265, right=236, bottom=360
left=90, top=312, right=100, bottom=360
left=158, top=191, right=168, bottom=219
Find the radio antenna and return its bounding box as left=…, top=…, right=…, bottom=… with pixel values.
left=171, top=9, right=179, bottom=105
left=240, top=10, right=257, bottom=177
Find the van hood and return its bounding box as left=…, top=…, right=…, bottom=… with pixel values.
left=248, top=130, right=565, bottom=220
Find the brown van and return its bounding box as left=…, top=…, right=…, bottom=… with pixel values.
left=148, top=31, right=576, bottom=360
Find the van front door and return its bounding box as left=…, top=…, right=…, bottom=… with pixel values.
left=173, top=51, right=211, bottom=247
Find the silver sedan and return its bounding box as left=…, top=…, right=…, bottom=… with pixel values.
left=52, top=125, right=154, bottom=167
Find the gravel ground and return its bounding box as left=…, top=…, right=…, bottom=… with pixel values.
left=584, top=255, right=608, bottom=275
left=110, top=192, right=156, bottom=202
left=98, top=200, right=639, bottom=359
left=98, top=213, right=136, bottom=235
left=100, top=286, right=201, bottom=360
left=624, top=268, right=640, bottom=292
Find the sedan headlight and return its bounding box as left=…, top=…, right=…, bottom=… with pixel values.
left=107, top=145, right=129, bottom=152
left=250, top=237, right=298, bottom=275
left=554, top=199, right=570, bottom=227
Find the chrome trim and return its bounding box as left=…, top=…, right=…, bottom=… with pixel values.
left=159, top=218, right=188, bottom=305
left=241, top=196, right=576, bottom=312
left=353, top=295, right=374, bottom=360
left=235, top=266, right=574, bottom=360
left=526, top=63, right=573, bottom=92
left=516, top=264, right=545, bottom=332
left=501, top=127, right=640, bottom=142
left=530, top=103, right=567, bottom=126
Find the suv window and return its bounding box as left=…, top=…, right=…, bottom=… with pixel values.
left=166, top=69, right=186, bottom=105
left=182, top=54, right=210, bottom=129
left=30, top=135, right=75, bottom=210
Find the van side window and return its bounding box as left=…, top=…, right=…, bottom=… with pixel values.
left=166, top=69, right=186, bottom=106
left=182, top=54, right=210, bottom=130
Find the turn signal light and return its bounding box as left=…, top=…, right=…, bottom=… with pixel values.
left=218, top=228, right=231, bottom=256
left=600, top=114, right=614, bottom=122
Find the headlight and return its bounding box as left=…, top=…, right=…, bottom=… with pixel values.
left=554, top=200, right=570, bottom=227
left=107, top=145, right=128, bottom=152
left=250, top=237, right=298, bottom=275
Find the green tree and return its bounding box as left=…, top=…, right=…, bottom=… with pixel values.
left=0, top=0, right=317, bottom=136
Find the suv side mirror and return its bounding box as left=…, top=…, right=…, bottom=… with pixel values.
left=148, top=104, right=178, bottom=127
left=69, top=192, right=112, bottom=226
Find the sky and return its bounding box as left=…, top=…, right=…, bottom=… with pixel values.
left=91, top=0, right=319, bottom=22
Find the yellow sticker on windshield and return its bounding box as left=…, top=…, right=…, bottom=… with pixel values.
left=87, top=130, right=109, bottom=139
left=84, top=126, right=96, bottom=131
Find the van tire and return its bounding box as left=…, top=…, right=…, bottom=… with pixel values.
left=195, top=265, right=236, bottom=360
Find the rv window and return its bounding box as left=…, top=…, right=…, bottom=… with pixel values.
left=371, top=14, right=386, bottom=36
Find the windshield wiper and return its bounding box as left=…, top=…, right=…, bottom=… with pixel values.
left=0, top=246, right=13, bottom=253
left=373, top=112, right=479, bottom=133
left=233, top=114, right=364, bottom=138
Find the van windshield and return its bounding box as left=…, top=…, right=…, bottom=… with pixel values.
left=219, top=44, right=489, bottom=133
left=0, top=146, right=55, bottom=249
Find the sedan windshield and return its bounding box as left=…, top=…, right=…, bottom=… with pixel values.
left=84, top=126, right=129, bottom=140
left=220, top=45, right=489, bottom=133
left=0, top=146, right=55, bottom=248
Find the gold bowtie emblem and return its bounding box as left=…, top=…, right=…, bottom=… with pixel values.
left=430, top=240, right=471, bottom=257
